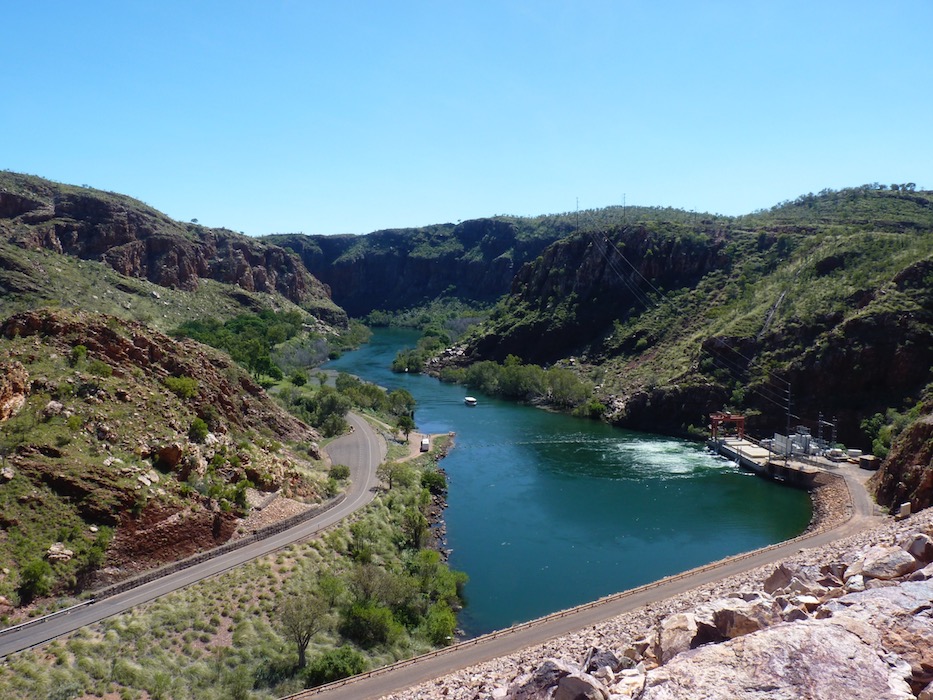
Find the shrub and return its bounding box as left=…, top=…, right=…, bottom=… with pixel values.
left=164, top=376, right=199, bottom=399
left=87, top=359, right=113, bottom=377
left=189, top=418, right=209, bottom=442
left=19, top=559, right=54, bottom=602
left=329, top=464, right=351, bottom=481
left=303, top=645, right=367, bottom=687
left=69, top=345, right=88, bottom=366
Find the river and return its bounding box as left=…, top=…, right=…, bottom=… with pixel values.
left=325, top=328, right=811, bottom=637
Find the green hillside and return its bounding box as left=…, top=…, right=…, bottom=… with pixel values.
left=444, top=185, right=933, bottom=454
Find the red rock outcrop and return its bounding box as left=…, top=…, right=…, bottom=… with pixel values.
left=0, top=172, right=347, bottom=327
left=0, top=360, right=28, bottom=422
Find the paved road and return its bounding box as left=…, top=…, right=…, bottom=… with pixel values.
left=292, top=465, right=880, bottom=700
left=0, top=412, right=385, bottom=659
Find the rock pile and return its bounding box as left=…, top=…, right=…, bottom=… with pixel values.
left=385, top=508, right=933, bottom=700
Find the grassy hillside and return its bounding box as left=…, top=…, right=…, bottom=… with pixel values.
left=446, top=185, right=933, bottom=457
left=0, top=308, right=332, bottom=608
left=0, top=171, right=347, bottom=328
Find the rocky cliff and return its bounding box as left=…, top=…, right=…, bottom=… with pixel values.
left=445, top=189, right=933, bottom=454
left=871, top=395, right=933, bottom=514
left=0, top=172, right=347, bottom=327
left=266, top=217, right=572, bottom=317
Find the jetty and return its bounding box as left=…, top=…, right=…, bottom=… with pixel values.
left=709, top=436, right=821, bottom=488
left=707, top=411, right=821, bottom=488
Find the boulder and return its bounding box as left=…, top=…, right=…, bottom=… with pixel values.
left=639, top=618, right=914, bottom=700
left=46, top=542, right=74, bottom=562
left=856, top=546, right=921, bottom=580
left=703, top=596, right=784, bottom=639
left=845, top=574, right=866, bottom=592
left=908, top=562, right=933, bottom=581
left=583, top=648, right=623, bottom=674
left=905, top=533, right=933, bottom=564
left=763, top=562, right=830, bottom=596
left=657, top=613, right=698, bottom=663
left=554, top=672, right=608, bottom=700
left=155, top=443, right=184, bottom=470
left=509, top=659, right=577, bottom=700
left=609, top=668, right=647, bottom=698
left=829, top=580, right=933, bottom=691
left=43, top=399, right=64, bottom=418
left=0, top=361, right=28, bottom=422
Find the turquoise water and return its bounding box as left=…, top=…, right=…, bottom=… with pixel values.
left=326, top=328, right=811, bottom=636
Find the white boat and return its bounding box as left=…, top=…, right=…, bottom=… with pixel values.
left=463, top=396, right=477, bottom=406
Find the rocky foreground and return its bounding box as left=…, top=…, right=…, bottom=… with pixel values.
left=384, top=506, right=933, bottom=700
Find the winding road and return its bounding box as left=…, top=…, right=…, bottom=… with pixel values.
left=0, top=412, right=385, bottom=659
left=289, top=462, right=881, bottom=700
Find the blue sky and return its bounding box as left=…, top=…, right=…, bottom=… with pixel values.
left=2, top=2, right=931, bottom=236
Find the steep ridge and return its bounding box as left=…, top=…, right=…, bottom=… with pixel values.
left=0, top=172, right=347, bottom=328
left=266, top=218, right=565, bottom=317
left=439, top=187, right=933, bottom=506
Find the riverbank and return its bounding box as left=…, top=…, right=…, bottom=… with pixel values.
left=380, top=468, right=906, bottom=700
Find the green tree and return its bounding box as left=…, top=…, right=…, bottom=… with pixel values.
left=422, top=602, right=457, bottom=645
left=387, top=389, right=416, bottom=417
left=396, top=414, right=416, bottom=440
left=400, top=507, right=429, bottom=550
left=377, top=462, right=416, bottom=490
left=339, top=601, right=403, bottom=648
left=276, top=583, right=330, bottom=669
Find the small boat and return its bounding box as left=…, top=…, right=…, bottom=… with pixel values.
left=463, top=396, right=477, bottom=406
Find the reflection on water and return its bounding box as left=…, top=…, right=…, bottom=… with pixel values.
left=326, top=328, right=812, bottom=636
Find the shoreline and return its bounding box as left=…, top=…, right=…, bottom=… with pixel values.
left=378, top=465, right=889, bottom=700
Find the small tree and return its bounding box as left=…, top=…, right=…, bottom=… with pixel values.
left=376, top=462, right=415, bottom=490
left=276, top=584, right=329, bottom=669
left=396, top=414, right=415, bottom=440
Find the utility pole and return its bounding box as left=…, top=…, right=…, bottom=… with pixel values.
left=784, top=385, right=792, bottom=467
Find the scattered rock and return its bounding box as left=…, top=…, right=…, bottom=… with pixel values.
left=156, top=443, right=183, bottom=470
left=46, top=542, right=74, bottom=562
left=381, top=510, right=933, bottom=700
left=42, top=399, right=64, bottom=418
left=905, top=533, right=933, bottom=563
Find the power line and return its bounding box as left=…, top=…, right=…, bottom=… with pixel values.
left=580, top=221, right=802, bottom=431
